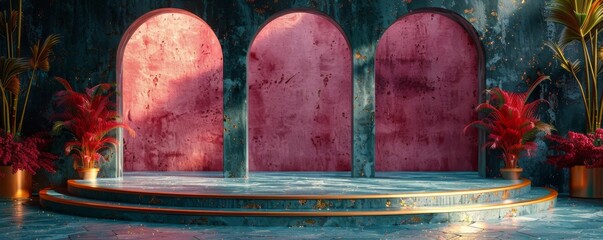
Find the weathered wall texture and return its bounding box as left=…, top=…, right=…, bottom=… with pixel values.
left=375, top=12, right=479, bottom=171
left=20, top=0, right=571, bottom=190
left=120, top=11, right=224, bottom=171
left=248, top=12, right=352, bottom=171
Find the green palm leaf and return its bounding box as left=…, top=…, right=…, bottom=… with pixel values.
left=548, top=0, right=603, bottom=44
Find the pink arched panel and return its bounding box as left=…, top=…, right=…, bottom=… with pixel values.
left=375, top=12, right=479, bottom=171
left=119, top=10, right=223, bottom=171
left=248, top=12, right=352, bottom=171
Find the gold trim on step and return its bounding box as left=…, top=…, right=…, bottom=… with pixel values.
left=39, top=187, right=557, bottom=217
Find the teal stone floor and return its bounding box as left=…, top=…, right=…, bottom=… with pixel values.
left=2, top=195, right=602, bottom=239
left=72, top=172, right=522, bottom=195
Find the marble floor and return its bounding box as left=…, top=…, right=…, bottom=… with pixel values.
left=73, top=172, right=524, bottom=195
left=2, top=194, right=602, bottom=239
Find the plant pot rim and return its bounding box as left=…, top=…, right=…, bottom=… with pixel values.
left=500, top=167, right=523, bottom=172
left=569, top=165, right=603, bottom=169
left=77, top=167, right=100, bottom=172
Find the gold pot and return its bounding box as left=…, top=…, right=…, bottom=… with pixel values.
left=500, top=168, right=523, bottom=180
left=77, top=168, right=100, bottom=180
left=0, top=166, right=32, bottom=199
left=570, top=165, right=603, bottom=198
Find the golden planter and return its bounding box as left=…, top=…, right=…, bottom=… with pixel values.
left=570, top=165, right=603, bottom=198
left=500, top=168, right=523, bottom=180
left=77, top=168, right=100, bottom=180
left=0, top=166, right=32, bottom=199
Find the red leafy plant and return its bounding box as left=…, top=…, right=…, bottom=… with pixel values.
left=465, top=76, right=554, bottom=169
left=0, top=132, right=57, bottom=177
left=547, top=129, right=603, bottom=169
left=52, top=77, right=134, bottom=170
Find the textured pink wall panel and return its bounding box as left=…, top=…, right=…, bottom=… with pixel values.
left=248, top=13, right=352, bottom=171
left=122, top=13, right=223, bottom=171
left=375, top=13, right=479, bottom=171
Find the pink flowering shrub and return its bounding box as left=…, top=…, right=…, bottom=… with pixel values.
left=0, top=132, right=57, bottom=176
left=547, top=129, right=603, bottom=168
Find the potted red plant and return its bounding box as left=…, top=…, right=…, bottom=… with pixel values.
left=547, top=129, right=603, bottom=198
left=0, top=132, right=57, bottom=198
left=52, top=77, right=134, bottom=180
left=0, top=0, right=60, bottom=198
left=465, top=76, right=553, bottom=180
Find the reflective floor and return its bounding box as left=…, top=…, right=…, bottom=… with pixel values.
left=73, top=172, right=523, bottom=195
left=2, top=195, right=602, bottom=239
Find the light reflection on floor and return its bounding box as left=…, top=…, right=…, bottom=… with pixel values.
left=1, top=195, right=602, bottom=239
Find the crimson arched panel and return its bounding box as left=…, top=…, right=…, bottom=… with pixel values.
left=375, top=12, right=480, bottom=171
left=118, top=9, right=223, bottom=171
left=247, top=11, right=352, bottom=171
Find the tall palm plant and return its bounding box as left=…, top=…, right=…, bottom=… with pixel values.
left=0, top=0, right=60, bottom=136
left=545, top=0, right=603, bottom=133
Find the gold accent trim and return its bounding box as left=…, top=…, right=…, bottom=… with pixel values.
left=67, top=179, right=532, bottom=200
left=40, top=188, right=557, bottom=217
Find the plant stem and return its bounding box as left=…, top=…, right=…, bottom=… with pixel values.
left=581, top=38, right=596, bottom=132
left=17, top=70, right=36, bottom=134
left=572, top=71, right=592, bottom=131
left=5, top=23, right=10, bottom=57
left=0, top=86, right=10, bottom=133
left=591, top=31, right=599, bottom=129
left=11, top=88, right=17, bottom=134
left=16, top=0, right=21, bottom=57
left=1, top=90, right=5, bottom=130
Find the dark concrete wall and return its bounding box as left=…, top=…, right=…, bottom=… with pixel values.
left=16, top=0, right=573, bottom=191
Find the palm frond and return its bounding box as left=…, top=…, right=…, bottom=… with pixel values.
left=0, top=10, right=18, bottom=38
left=547, top=0, right=603, bottom=44
left=581, top=0, right=603, bottom=37
left=0, top=57, right=29, bottom=87
left=29, top=34, right=60, bottom=71
left=544, top=41, right=581, bottom=75
left=5, top=76, right=19, bottom=95
left=547, top=0, right=582, bottom=43
left=525, top=75, right=550, bottom=101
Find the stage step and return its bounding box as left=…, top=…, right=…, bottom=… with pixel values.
left=66, top=172, right=532, bottom=209
left=40, top=187, right=557, bottom=227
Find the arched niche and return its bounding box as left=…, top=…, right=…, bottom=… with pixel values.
left=247, top=10, right=352, bottom=171
left=375, top=9, right=484, bottom=171
left=117, top=9, right=223, bottom=172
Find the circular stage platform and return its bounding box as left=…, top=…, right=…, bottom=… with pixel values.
left=40, top=172, right=557, bottom=227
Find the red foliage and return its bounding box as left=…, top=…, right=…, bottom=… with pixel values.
left=52, top=77, right=134, bottom=169
left=0, top=132, right=57, bottom=176
left=547, top=129, right=603, bottom=169
left=465, top=77, right=553, bottom=168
